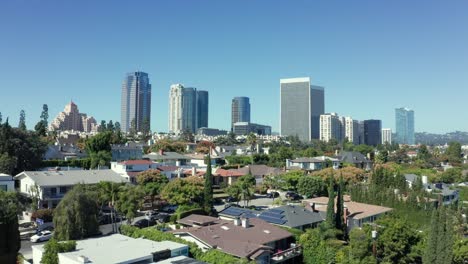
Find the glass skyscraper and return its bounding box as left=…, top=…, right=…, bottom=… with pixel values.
left=280, top=77, right=324, bottom=141
left=363, top=119, right=382, bottom=146
left=121, top=71, right=151, bottom=133
left=395, top=107, right=415, bottom=145
left=231, top=97, right=250, bottom=130
left=197, top=90, right=209, bottom=129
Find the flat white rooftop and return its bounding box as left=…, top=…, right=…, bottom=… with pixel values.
left=280, top=77, right=310, bottom=83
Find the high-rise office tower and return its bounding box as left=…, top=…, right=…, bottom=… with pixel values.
left=121, top=71, right=152, bottom=133
left=280, top=77, right=324, bottom=141
left=231, top=97, right=251, bottom=130
left=382, top=128, right=392, bottom=144
left=344, top=117, right=360, bottom=144
left=395, top=107, right=415, bottom=145
left=320, top=113, right=344, bottom=142
left=168, top=84, right=208, bottom=133
left=363, top=119, right=382, bottom=146
left=197, top=90, right=209, bottom=129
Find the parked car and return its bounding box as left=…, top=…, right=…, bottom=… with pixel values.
left=161, top=205, right=178, bottom=213
left=154, top=213, right=170, bottom=223
left=266, top=191, right=280, bottom=198
left=289, top=193, right=303, bottom=200
left=145, top=210, right=159, bottom=221
left=30, top=230, right=53, bottom=243
left=132, top=219, right=156, bottom=228
left=225, top=196, right=237, bottom=203
left=285, top=191, right=296, bottom=198
left=37, top=222, right=54, bottom=232
left=224, top=203, right=240, bottom=209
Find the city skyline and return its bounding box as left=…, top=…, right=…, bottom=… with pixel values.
left=1, top=1, right=468, bottom=133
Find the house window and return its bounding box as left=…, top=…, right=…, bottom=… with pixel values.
left=0, top=185, right=7, bottom=191
left=50, top=188, right=57, bottom=196
left=59, top=186, right=67, bottom=194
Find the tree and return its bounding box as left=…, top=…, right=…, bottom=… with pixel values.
left=86, top=132, right=113, bottom=168
left=107, top=120, right=114, bottom=132
left=375, top=150, right=388, bottom=164
left=446, top=141, right=462, bottom=164
left=347, top=228, right=375, bottom=263
left=40, top=239, right=76, bottom=264
left=237, top=174, right=256, bottom=207
left=180, top=129, right=194, bottom=142
left=203, top=155, right=213, bottom=214
left=297, top=176, right=326, bottom=198
left=417, top=144, right=431, bottom=161
left=299, top=223, right=339, bottom=264
left=136, top=170, right=169, bottom=204
left=116, top=185, right=145, bottom=222
left=114, top=121, right=121, bottom=132
left=335, top=175, right=345, bottom=235
left=142, top=117, right=150, bottom=135
left=326, top=177, right=335, bottom=227
left=0, top=112, right=2, bottom=124
left=247, top=133, right=257, bottom=149
left=196, top=141, right=215, bottom=154
left=18, top=110, right=26, bottom=130
left=0, top=190, right=20, bottom=264
left=160, top=177, right=204, bottom=206
left=53, top=184, right=100, bottom=240
left=281, top=170, right=304, bottom=191
left=40, top=104, right=49, bottom=124
left=129, top=118, right=137, bottom=136
left=354, top=144, right=374, bottom=156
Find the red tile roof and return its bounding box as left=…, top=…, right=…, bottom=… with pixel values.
left=214, top=168, right=246, bottom=177
left=157, top=166, right=179, bottom=171
left=120, top=160, right=154, bottom=165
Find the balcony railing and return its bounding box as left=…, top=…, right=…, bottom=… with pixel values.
left=271, top=245, right=302, bottom=263
left=42, top=192, right=66, bottom=199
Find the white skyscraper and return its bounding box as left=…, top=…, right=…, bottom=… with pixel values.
left=344, top=117, right=360, bottom=144
left=169, top=84, right=184, bottom=133
left=382, top=128, right=392, bottom=144
left=168, top=84, right=209, bottom=133
left=320, top=113, right=344, bottom=142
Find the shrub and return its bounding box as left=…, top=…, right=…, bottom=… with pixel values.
left=31, top=209, right=54, bottom=222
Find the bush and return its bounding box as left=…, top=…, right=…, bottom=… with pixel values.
left=41, top=239, right=76, bottom=264
left=31, top=209, right=54, bottom=222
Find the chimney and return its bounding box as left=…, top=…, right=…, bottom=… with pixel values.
left=234, top=218, right=241, bottom=226
left=311, top=202, right=317, bottom=212
left=241, top=218, right=249, bottom=228
left=422, top=175, right=428, bottom=185
left=192, top=167, right=196, bottom=176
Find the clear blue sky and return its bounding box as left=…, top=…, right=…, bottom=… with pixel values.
left=1, top=0, right=467, bottom=133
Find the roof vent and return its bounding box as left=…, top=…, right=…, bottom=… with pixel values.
left=77, top=255, right=89, bottom=263
left=263, top=230, right=270, bottom=234
left=221, top=225, right=230, bottom=230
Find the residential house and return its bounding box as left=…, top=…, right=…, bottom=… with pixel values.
left=404, top=174, right=459, bottom=205
left=15, top=169, right=128, bottom=208
left=285, top=156, right=340, bottom=171
left=0, top=173, right=14, bottom=191
left=111, top=142, right=144, bottom=161
left=335, top=151, right=373, bottom=170
left=172, top=216, right=301, bottom=264
left=43, top=144, right=87, bottom=161
left=177, top=214, right=222, bottom=228
left=302, top=196, right=392, bottom=231
left=213, top=168, right=245, bottom=186
left=236, top=165, right=282, bottom=185
left=144, top=150, right=190, bottom=166
left=32, top=234, right=191, bottom=264
left=219, top=205, right=324, bottom=230
left=111, top=160, right=159, bottom=183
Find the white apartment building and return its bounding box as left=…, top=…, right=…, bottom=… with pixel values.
left=320, top=113, right=344, bottom=142
left=344, top=117, right=360, bottom=144
left=169, top=84, right=184, bottom=133
left=382, top=128, right=392, bottom=144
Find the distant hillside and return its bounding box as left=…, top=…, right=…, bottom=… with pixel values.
left=415, top=131, right=468, bottom=145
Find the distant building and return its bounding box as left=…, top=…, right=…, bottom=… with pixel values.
left=335, top=151, right=373, bottom=170
left=381, top=128, right=392, bottom=144
left=121, top=71, right=152, bottom=133
left=320, top=113, right=344, bottom=142
left=280, top=77, right=324, bottom=141
left=344, top=117, right=360, bottom=144
left=286, top=156, right=341, bottom=171
left=49, top=101, right=98, bottom=132
left=197, top=90, right=209, bottom=129
left=111, top=142, right=144, bottom=161
left=111, top=160, right=159, bottom=183
left=197, top=127, right=228, bottom=136
left=363, top=119, right=382, bottom=146
left=395, top=107, right=415, bottom=145
left=232, top=122, right=271, bottom=135
left=169, top=84, right=209, bottom=133
left=231, top=97, right=250, bottom=130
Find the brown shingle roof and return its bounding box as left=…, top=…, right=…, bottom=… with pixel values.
left=177, top=214, right=221, bottom=227
left=214, top=168, right=245, bottom=177
left=303, top=196, right=392, bottom=220
left=172, top=218, right=292, bottom=258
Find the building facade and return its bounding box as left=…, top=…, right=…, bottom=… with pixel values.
left=320, top=113, right=344, bottom=143
left=381, top=128, right=392, bottom=144
left=233, top=122, right=271, bottom=135
left=395, top=107, right=415, bottom=145
left=168, top=84, right=209, bottom=134
left=344, top=117, right=360, bottom=144
left=49, top=101, right=98, bottom=132
left=363, top=119, right=382, bottom=146
left=280, top=77, right=324, bottom=141
left=231, top=97, right=251, bottom=130
left=121, top=71, right=152, bottom=133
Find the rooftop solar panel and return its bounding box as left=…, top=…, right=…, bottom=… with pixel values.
left=259, top=215, right=286, bottom=225
left=269, top=208, right=284, bottom=214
